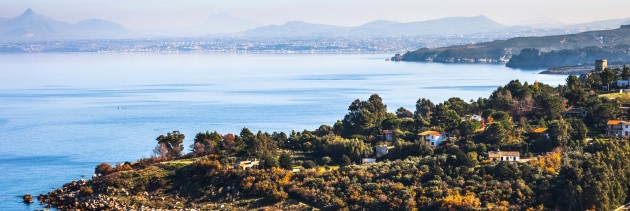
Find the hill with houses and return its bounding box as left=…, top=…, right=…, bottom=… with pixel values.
left=36, top=68, right=630, bottom=210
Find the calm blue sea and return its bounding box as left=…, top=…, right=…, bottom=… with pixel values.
left=0, top=53, right=566, bottom=210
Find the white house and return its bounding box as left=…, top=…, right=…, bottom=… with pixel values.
left=362, top=158, right=377, bottom=164
left=238, top=160, right=260, bottom=170
left=488, top=150, right=520, bottom=162
left=418, top=130, right=445, bottom=147
left=607, top=120, right=630, bottom=137
left=616, top=79, right=630, bottom=88
left=375, top=145, right=395, bottom=157
left=462, top=114, right=483, bottom=122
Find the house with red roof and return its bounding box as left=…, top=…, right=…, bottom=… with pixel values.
left=418, top=130, right=446, bottom=147
left=607, top=120, right=630, bottom=137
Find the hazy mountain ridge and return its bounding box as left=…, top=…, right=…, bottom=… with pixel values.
left=147, top=13, right=263, bottom=37
left=0, top=8, right=130, bottom=40
left=237, top=15, right=513, bottom=38
left=394, top=25, right=630, bottom=69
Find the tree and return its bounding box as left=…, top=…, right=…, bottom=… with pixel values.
left=459, top=120, right=481, bottom=138
left=279, top=153, right=293, bottom=170
left=155, top=131, right=185, bottom=159
left=431, top=104, right=461, bottom=131
left=415, top=98, right=435, bottom=119
left=445, top=97, right=470, bottom=116
left=341, top=94, right=388, bottom=137
left=585, top=73, right=601, bottom=90
left=320, top=135, right=372, bottom=163
left=260, top=153, right=278, bottom=169
left=566, top=75, right=582, bottom=90
left=548, top=119, right=570, bottom=147
left=302, top=160, right=316, bottom=169
left=272, top=132, right=288, bottom=148
left=322, top=156, right=332, bottom=165
left=395, top=107, right=413, bottom=118
left=600, top=68, right=617, bottom=91
left=567, top=118, right=588, bottom=146
left=484, top=123, right=506, bottom=145
left=241, top=128, right=262, bottom=157
left=535, top=93, right=564, bottom=121
left=341, top=155, right=352, bottom=166
left=192, top=131, right=221, bottom=155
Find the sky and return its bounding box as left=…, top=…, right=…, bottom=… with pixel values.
left=1, top=0, right=630, bottom=30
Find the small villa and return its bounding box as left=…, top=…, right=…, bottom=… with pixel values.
left=488, top=150, right=520, bottom=162
left=418, top=130, right=445, bottom=147
left=462, top=114, right=483, bottom=122
left=562, top=107, right=587, bottom=118
left=607, top=120, right=630, bottom=137
left=362, top=158, right=376, bottom=164
left=382, top=130, right=395, bottom=142
left=238, top=160, right=260, bottom=170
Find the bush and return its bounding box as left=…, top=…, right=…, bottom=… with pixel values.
left=341, top=155, right=352, bottom=166
left=302, top=160, right=316, bottom=169
left=279, top=153, right=293, bottom=170
left=79, top=186, right=94, bottom=196
left=115, top=163, right=133, bottom=172
left=95, top=162, right=114, bottom=176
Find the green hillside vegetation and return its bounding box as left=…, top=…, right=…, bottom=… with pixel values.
left=41, top=75, right=630, bottom=210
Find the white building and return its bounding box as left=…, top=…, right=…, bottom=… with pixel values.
left=462, top=114, right=483, bottom=122
left=362, top=158, right=376, bottom=164
left=418, top=130, right=445, bottom=147
left=488, top=150, right=520, bottom=162
left=607, top=120, right=630, bottom=137
left=616, top=79, right=630, bottom=88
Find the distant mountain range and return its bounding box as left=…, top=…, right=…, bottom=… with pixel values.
left=235, top=16, right=519, bottom=38
left=393, top=25, right=630, bottom=69
left=2, top=8, right=630, bottom=43
left=146, top=13, right=263, bottom=37
left=0, top=8, right=130, bottom=40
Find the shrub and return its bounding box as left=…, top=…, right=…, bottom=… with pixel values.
left=302, top=160, right=316, bottom=169
left=79, top=186, right=94, bottom=196
left=95, top=162, right=114, bottom=176
left=341, top=155, right=352, bottom=166
left=115, top=163, right=133, bottom=172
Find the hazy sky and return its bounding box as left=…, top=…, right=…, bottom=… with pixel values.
left=2, top=0, right=630, bottom=30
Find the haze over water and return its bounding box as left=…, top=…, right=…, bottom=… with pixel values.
left=0, top=53, right=566, bottom=209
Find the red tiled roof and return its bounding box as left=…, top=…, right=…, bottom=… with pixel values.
left=418, top=131, right=441, bottom=136
left=608, top=120, right=623, bottom=125
left=533, top=128, right=548, bottom=133
left=488, top=151, right=520, bottom=158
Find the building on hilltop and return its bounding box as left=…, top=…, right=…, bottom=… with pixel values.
left=607, top=120, right=630, bottom=137
left=488, top=150, right=520, bottom=162
left=562, top=107, right=588, bottom=118
left=418, top=130, right=446, bottom=147
left=596, top=59, right=608, bottom=72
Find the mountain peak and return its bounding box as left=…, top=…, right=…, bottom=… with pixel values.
left=21, top=8, right=35, bottom=16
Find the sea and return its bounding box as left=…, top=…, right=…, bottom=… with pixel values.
left=0, top=53, right=567, bottom=210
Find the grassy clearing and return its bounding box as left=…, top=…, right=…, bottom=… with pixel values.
left=599, top=92, right=630, bottom=99
left=316, top=165, right=339, bottom=172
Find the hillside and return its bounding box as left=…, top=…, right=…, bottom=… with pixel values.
left=38, top=78, right=630, bottom=210
left=393, top=25, right=630, bottom=69
left=0, top=8, right=130, bottom=40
